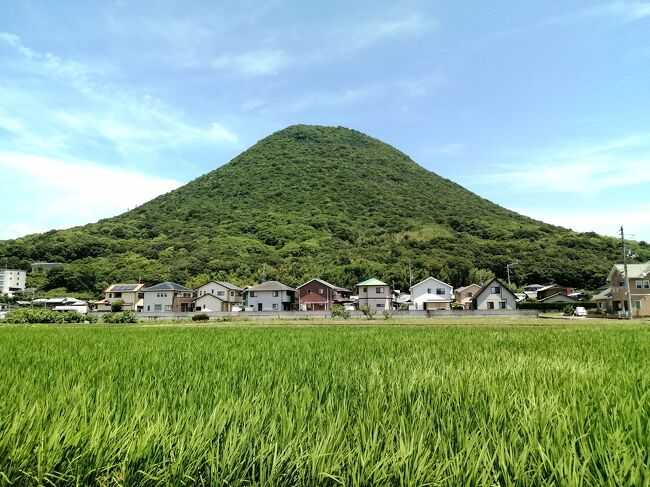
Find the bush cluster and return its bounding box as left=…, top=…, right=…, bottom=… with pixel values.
left=192, top=313, right=210, bottom=322
left=330, top=304, right=351, bottom=320
left=103, top=311, right=139, bottom=324
left=517, top=302, right=597, bottom=311
left=2, top=308, right=96, bottom=324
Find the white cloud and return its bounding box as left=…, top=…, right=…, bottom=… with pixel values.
left=209, top=123, right=239, bottom=143
left=0, top=153, right=182, bottom=236
left=514, top=204, right=650, bottom=242
left=477, top=135, right=650, bottom=194
left=210, top=49, right=290, bottom=76
left=588, top=2, right=650, bottom=21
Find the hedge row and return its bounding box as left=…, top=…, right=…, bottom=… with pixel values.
left=517, top=302, right=597, bottom=311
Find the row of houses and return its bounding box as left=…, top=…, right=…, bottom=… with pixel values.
left=5, top=260, right=649, bottom=318
left=92, top=275, right=524, bottom=313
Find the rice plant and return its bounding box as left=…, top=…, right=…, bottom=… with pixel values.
left=0, top=322, right=648, bottom=485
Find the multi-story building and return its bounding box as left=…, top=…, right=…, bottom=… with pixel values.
left=194, top=281, right=244, bottom=312
left=95, top=283, right=146, bottom=312
left=243, top=281, right=297, bottom=311
left=142, top=282, right=196, bottom=313
left=471, top=277, right=518, bottom=310
left=356, top=278, right=393, bottom=311
left=607, top=261, right=650, bottom=318
left=297, top=278, right=352, bottom=311
left=0, top=269, right=27, bottom=296
left=410, top=276, right=453, bottom=310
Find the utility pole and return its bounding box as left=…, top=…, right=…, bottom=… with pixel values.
left=408, top=263, right=413, bottom=289
left=620, top=226, right=633, bottom=320
left=506, top=262, right=517, bottom=288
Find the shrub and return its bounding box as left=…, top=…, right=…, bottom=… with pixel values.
left=331, top=304, right=351, bottom=320
left=382, top=309, right=393, bottom=319
left=562, top=304, right=575, bottom=316
left=103, top=311, right=139, bottom=324
left=192, top=313, right=210, bottom=322
left=110, top=299, right=124, bottom=312
left=517, top=302, right=597, bottom=311
left=2, top=308, right=92, bottom=324
left=360, top=306, right=376, bottom=320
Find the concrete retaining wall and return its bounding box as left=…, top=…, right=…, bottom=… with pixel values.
left=126, top=309, right=539, bottom=321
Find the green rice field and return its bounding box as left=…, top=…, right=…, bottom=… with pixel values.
left=0, top=320, right=649, bottom=486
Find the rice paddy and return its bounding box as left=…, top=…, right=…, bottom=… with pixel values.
left=0, top=320, right=649, bottom=486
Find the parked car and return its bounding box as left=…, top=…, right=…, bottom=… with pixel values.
left=573, top=306, right=587, bottom=317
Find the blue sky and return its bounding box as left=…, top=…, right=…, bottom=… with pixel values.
left=1, top=0, right=649, bottom=242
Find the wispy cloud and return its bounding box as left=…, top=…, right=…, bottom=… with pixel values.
left=0, top=153, right=181, bottom=237
left=476, top=135, right=650, bottom=194
left=546, top=1, right=650, bottom=25
left=210, top=49, right=290, bottom=76
left=514, top=203, right=650, bottom=241
left=0, top=32, right=240, bottom=164
left=345, top=14, right=433, bottom=51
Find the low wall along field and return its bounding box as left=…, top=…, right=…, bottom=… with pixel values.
left=0, top=321, right=649, bottom=485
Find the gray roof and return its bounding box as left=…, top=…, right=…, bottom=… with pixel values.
left=245, top=280, right=296, bottom=292
left=142, top=281, right=194, bottom=292
left=593, top=288, right=612, bottom=300
left=214, top=281, right=243, bottom=291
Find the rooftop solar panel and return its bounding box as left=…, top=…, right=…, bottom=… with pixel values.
left=112, top=284, right=138, bottom=291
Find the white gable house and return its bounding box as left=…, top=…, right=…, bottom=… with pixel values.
left=410, top=277, right=453, bottom=310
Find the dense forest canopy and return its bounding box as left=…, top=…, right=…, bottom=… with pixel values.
left=1, top=125, right=648, bottom=296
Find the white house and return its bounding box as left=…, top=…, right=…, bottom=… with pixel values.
left=142, top=282, right=195, bottom=313
left=410, top=277, right=453, bottom=310
left=244, top=281, right=297, bottom=311
left=0, top=269, right=27, bottom=296
left=471, top=277, right=518, bottom=310
left=356, top=278, right=393, bottom=310
left=195, top=281, right=243, bottom=312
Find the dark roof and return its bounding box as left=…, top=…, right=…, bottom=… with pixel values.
left=142, top=281, right=194, bottom=292
left=297, top=278, right=351, bottom=292
left=245, top=280, right=296, bottom=292
left=471, top=277, right=518, bottom=303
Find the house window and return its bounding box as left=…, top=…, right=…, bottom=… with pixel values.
left=231, top=291, right=235, bottom=296
left=376, top=287, right=384, bottom=293
left=619, top=281, right=624, bottom=287
left=165, top=305, right=172, bottom=311
left=499, top=301, right=507, bottom=309
left=307, top=289, right=312, bottom=294
left=637, top=281, right=643, bottom=289
left=154, top=304, right=162, bottom=312
left=645, top=280, right=650, bottom=289
left=635, top=301, right=641, bottom=309
left=436, top=288, right=445, bottom=295
left=363, top=287, right=367, bottom=292
left=272, top=291, right=279, bottom=297
left=487, top=302, right=495, bottom=309
left=376, top=303, right=384, bottom=308
left=468, top=292, right=473, bottom=297
left=249, top=291, right=257, bottom=297
left=490, top=286, right=501, bottom=294
left=319, top=288, right=324, bottom=294
left=147, top=305, right=150, bottom=311
left=217, top=291, right=224, bottom=296
left=272, top=303, right=278, bottom=310
left=427, top=288, right=432, bottom=294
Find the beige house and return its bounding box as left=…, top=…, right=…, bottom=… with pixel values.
left=95, top=283, right=146, bottom=311
left=606, top=261, right=650, bottom=318
left=454, top=284, right=481, bottom=309
left=356, top=278, right=393, bottom=310
left=195, top=281, right=243, bottom=312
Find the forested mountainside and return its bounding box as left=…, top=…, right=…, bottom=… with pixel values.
left=2, top=125, right=648, bottom=295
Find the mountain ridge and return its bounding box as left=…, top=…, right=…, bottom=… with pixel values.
left=1, top=124, right=648, bottom=294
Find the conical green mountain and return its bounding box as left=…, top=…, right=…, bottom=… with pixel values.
left=2, top=125, right=647, bottom=294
